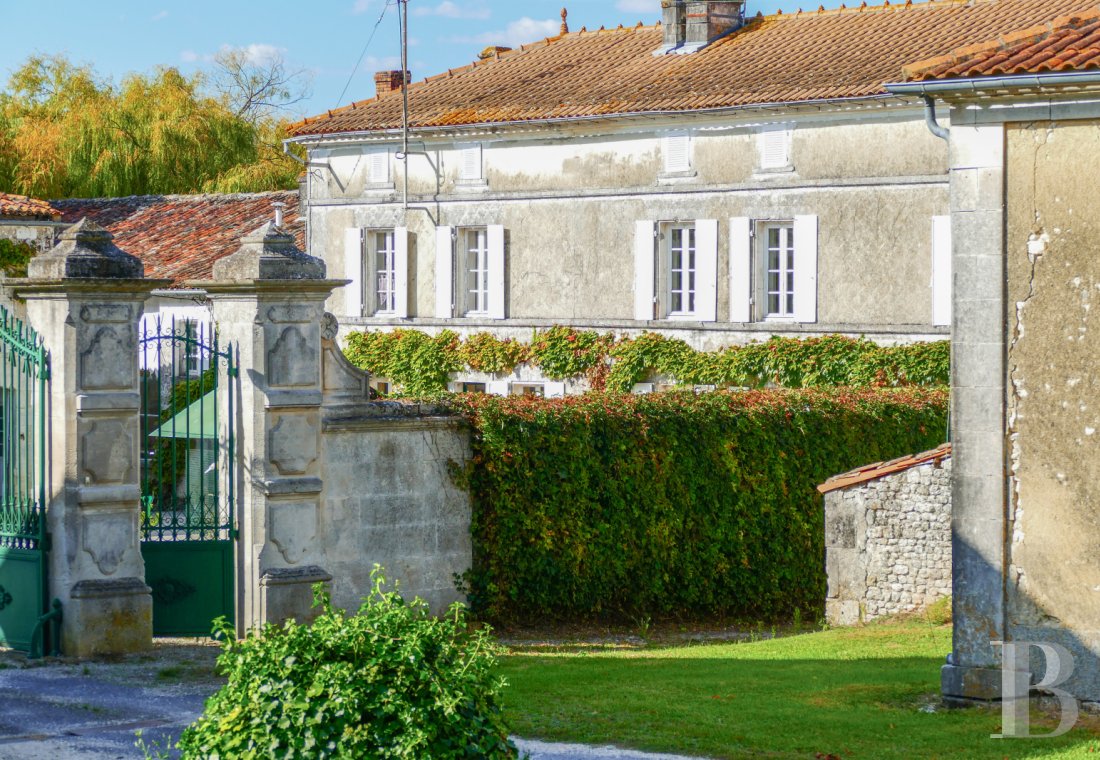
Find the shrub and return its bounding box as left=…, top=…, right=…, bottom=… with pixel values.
left=343, top=329, right=462, bottom=397
left=448, top=387, right=948, bottom=624
left=175, top=570, right=518, bottom=760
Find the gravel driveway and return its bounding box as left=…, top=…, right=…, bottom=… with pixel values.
left=0, top=644, right=710, bottom=760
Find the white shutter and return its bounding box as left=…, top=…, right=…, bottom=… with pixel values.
left=694, top=219, right=718, bottom=322
left=435, top=226, right=454, bottom=318
left=394, top=226, right=409, bottom=319
left=728, top=217, right=752, bottom=323
left=487, top=224, right=506, bottom=320
left=460, top=144, right=482, bottom=180
left=343, top=227, right=363, bottom=317
left=663, top=132, right=691, bottom=174
left=634, top=220, right=656, bottom=321
left=793, top=215, right=819, bottom=323
left=486, top=381, right=510, bottom=396
left=759, top=126, right=791, bottom=170
left=544, top=382, right=566, bottom=398
left=369, top=150, right=389, bottom=183
left=932, top=215, right=952, bottom=327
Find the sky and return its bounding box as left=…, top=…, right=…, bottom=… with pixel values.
left=1, top=0, right=860, bottom=119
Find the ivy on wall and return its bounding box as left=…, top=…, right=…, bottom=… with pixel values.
left=447, top=387, right=949, bottom=624
left=344, top=328, right=950, bottom=396
left=0, top=239, right=37, bottom=277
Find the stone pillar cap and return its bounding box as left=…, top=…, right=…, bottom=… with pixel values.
left=211, top=221, right=326, bottom=281
left=28, top=218, right=143, bottom=279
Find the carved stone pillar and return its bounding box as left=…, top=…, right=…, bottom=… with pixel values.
left=199, top=223, right=342, bottom=633
left=11, top=220, right=167, bottom=656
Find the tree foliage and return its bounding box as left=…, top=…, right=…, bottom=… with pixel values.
left=0, top=53, right=304, bottom=198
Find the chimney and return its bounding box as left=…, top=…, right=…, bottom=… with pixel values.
left=374, top=70, right=411, bottom=96
left=657, top=0, right=744, bottom=55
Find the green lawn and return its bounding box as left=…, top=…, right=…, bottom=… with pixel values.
left=498, top=620, right=1100, bottom=759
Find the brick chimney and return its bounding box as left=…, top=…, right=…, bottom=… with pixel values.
left=374, top=70, right=411, bottom=96
left=657, top=0, right=744, bottom=55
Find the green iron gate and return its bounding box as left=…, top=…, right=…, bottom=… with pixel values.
left=140, top=317, right=236, bottom=636
left=0, top=308, right=53, bottom=655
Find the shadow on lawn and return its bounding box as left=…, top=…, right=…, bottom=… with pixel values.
left=499, top=649, right=1100, bottom=760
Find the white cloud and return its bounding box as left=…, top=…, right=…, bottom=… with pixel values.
left=351, top=0, right=372, bottom=15
left=414, top=1, right=491, bottom=20
left=451, top=17, right=560, bottom=47
left=180, top=50, right=206, bottom=63
left=616, top=0, right=660, bottom=11
left=151, top=9, right=169, bottom=21
left=226, top=43, right=287, bottom=66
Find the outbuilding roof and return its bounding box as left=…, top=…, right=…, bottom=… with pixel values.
left=52, top=191, right=303, bottom=287
left=817, top=443, right=952, bottom=494
left=903, top=8, right=1100, bottom=80
left=0, top=192, right=60, bottom=221
left=289, top=0, right=1099, bottom=138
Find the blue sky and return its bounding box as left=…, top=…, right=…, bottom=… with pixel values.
left=1, top=0, right=858, bottom=118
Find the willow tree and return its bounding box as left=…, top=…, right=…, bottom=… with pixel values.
left=0, top=54, right=301, bottom=198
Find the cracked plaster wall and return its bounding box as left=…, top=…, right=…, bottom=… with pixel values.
left=1005, top=121, right=1100, bottom=698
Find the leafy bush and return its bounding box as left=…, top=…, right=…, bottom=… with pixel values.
left=343, top=328, right=949, bottom=396
left=176, top=570, right=517, bottom=759
left=448, top=388, right=948, bottom=624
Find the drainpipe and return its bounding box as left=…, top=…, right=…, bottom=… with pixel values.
left=922, top=95, right=949, bottom=141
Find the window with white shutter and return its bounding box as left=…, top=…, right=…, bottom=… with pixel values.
left=728, top=217, right=752, bottom=323
left=758, top=125, right=793, bottom=171
left=394, top=227, right=409, bottom=319
left=792, top=215, right=818, bottom=323
left=458, top=144, right=483, bottom=181
left=368, top=150, right=390, bottom=184
left=634, top=221, right=657, bottom=321
left=344, top=228, right=364, bottom=317
left=435, top=226, right=454, bottom=318
left=662, top=132, right=692, bottom=175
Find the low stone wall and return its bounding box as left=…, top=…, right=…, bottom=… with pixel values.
left=319, top=402, right=472, bottom=615
left=825, top=457, right=952, bottom=625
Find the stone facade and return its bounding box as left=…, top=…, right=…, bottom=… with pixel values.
left=825, top=457, right=952, bottom=626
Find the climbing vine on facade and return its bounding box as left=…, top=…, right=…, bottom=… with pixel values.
left=344, top=329, right=949, bottom=396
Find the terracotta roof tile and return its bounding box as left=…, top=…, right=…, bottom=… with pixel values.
left=0, top=192, right=60, bottom=220
left=51, top=191, right=303, bottom=287
left=289, top=0, right=1100, bottom=137
left=817, top=443, right=952, bottom=494
left=904, top=7, right=1100, bottom=80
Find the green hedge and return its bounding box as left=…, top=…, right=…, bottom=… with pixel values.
left=449, top=387, right=949, bottom=624
left=344, top=329, right=949, bottom=396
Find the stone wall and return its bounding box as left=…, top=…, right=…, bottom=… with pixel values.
left=825, top=457, right=952, bottom=625
left=320, top=404, right=472, bottom=615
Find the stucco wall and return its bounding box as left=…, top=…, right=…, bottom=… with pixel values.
left=318, top=406, right=472, bottom=614
left=303, top=108, right=949, bottom=347
left=1005, top=120, right=1100, bottom=698
left=825, top=458, right=952, bottom=626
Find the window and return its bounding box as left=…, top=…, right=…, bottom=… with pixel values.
left=435, top=225, right=506, bottom=319
left=634, top=220, right=718, bottom=322
left=662, top=223, right=696, bottom=316
left=365, top=229, right=398, bottom=314
left=729, top=215, right=817, bottom=323
left=460, top=227, right=490, bottom=316
left=662, top=132, right=693, bottom=175
left=460, top=382, right=486, bottom=394
left=458, top=144, right=483, bottom=182
left=511, top=383, right=545, bottom=397
left=759, top=223, right=796, bottom=319
left=758, top=125, right=793, bottom=172
left=181, top=320, right=202, bottom=376
left=344, top=227, right=409, bottom=318
left=368, top=149, right=390, bottom=185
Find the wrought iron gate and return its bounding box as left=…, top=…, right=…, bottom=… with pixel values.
left=0, top=308, right=51, bottom=654
left=140, top=317, right=236, bottom=636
